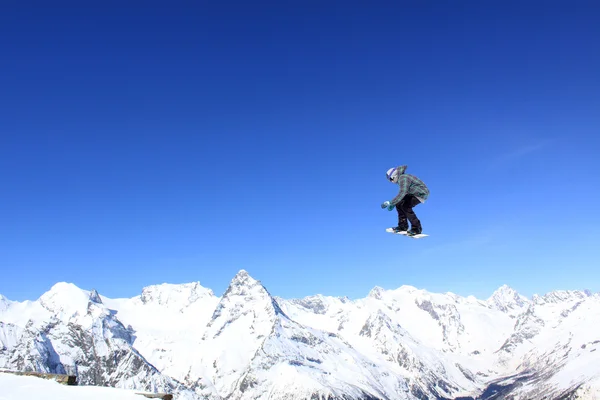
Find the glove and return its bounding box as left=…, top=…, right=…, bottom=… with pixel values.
left=381, top=201, right=394, bottom=211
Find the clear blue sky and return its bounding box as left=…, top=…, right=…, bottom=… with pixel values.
left=1, top=2, right=599, bottom=302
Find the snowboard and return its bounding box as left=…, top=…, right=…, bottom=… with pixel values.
left=386, top=228, right=429, bottom=239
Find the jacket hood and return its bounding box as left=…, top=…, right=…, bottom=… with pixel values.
left=397, top=165, right=407, bottom=175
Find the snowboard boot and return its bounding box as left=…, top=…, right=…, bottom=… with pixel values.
left=407, top=226, right=422, bottom=236
left=392, top=226, right=408, bottom=233
left=394, top=218, right=408, bottom=233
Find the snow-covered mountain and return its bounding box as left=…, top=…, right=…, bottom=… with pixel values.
left=1, top=270, right=599, bottom=399
left=0, top=282, right=198, bottom=399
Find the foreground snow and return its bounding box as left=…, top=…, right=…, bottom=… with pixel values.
left=0, top=373, right=151, bottom=400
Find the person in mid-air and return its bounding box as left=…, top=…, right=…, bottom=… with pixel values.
left=381, top=165, right=430, bottom=236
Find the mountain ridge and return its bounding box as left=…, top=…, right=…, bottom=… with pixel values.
left=1, top=270, right=599, bottom=399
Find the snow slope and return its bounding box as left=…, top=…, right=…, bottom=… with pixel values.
left=0, top=372, right=156, bottom=400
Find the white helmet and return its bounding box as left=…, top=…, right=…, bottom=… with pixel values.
left=386, top=167, right=399, bottom=183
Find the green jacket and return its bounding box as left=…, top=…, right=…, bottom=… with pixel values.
left=390, top=165, right=430, bottom=206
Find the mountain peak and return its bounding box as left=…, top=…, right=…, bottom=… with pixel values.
left=488, top=284, right=529, bottom=313
left=222, top=269, right=262, bottom=298
left=0, top=294, right=10, bottom=312
left=206, top=270, right=287, bottom=337
left=89, top=289, right=102, bottom=304
left=230, top=269, right=252, bottom=284
left=38, top=282, right=103, bottom=321
left=368, top=286, right=385, bottom=299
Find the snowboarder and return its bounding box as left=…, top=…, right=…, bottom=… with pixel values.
left=381, top=165, right=429, bottom=236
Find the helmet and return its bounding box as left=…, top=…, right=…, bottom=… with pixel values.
left=386, top=167, right=399, bottom=183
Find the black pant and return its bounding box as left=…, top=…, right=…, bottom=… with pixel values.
left=396, top=195, right=422, bottom=231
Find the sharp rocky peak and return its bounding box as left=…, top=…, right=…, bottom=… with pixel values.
left=89, top=289, right=102, bottom=304
left=222, top=269, right=268, bottom=299
left=368, top=286, right=385, bottom=300
left=490, top=284, right=518, bottom=296
left=487, top=284, right=528, bottom=312
left=207, top=270, right=288, bottom=332
left=0, top=294, right=10, bottom=312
